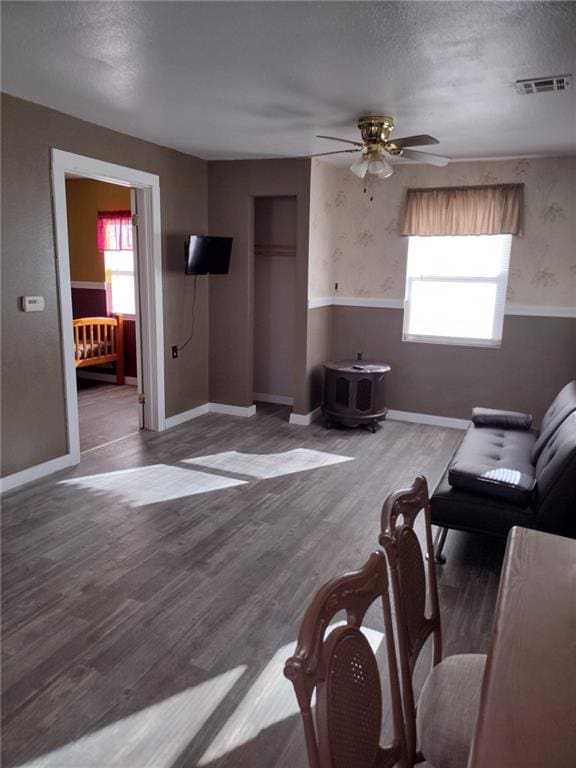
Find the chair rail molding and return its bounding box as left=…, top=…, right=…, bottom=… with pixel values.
left=308, top=296, right=576, bottom=317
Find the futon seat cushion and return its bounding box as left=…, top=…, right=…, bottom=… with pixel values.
left=433, top=425, right=537, bottom=533
left=431, top=475, right=534, bottom=534
left=417, top=654, right=486, bottom=768
left=451, top=424, right=537, bottom=477
left=448, top=461, right=536, bottom=506
left=471, top=407, right=532, bottom=430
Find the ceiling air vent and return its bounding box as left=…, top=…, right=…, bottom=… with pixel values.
left=516, top=75, right=572, bottom=95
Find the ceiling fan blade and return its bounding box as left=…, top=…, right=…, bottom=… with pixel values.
left=390, top=134, right=439, bottom=148
left=400, top=148, right=450, bottom=166
left=306, top=149, right=362, bottom=158
left=316, top=135, right=364, bottom=147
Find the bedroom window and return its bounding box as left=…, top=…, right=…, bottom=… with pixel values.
left=98, top=211, right=135, bottom=316
left=402, top=234, right=512, bottom=347
left=104, top=250, right=136, bottom=315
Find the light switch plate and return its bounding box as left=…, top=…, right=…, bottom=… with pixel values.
left=20, top=296, right=45, bottom=312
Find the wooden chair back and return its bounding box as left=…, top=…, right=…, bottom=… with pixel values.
left=284, top=551, right=406, bottom=768
left=379, top=476, right=442, bottom=765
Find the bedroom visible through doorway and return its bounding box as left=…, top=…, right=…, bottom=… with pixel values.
left=65, top=178, right=141, bottom=453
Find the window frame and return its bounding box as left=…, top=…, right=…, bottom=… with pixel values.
left=402, top=234, right=512, bottom=348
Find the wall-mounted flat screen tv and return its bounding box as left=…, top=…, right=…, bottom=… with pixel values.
left=185, top=235, right=232, bottom=275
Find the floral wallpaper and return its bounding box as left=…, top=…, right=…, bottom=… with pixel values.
left=308, top=156, right=576, bottom=307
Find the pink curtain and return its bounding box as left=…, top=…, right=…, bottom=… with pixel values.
left=97, top=211, right=133, bottom=251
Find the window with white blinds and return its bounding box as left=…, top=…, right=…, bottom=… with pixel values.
left=104, top=250, right=136, bottom=316
left=402, top=234, right=512, bottom=347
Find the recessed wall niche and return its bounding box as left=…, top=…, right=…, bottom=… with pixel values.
left=253, top=196, right=297, bottom=406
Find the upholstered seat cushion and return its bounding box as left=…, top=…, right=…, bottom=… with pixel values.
left=431, top=475, right=534, bottom=534
left=437, top=424, right=538, bottom=530
left=417, top=653, right=486, bottom=768
left=452, top=425, right=537, bottom=477
left=448, top=461, right=536, bottom=506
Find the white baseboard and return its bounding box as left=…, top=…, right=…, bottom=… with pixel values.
left=2, top=400, right=258, bottom=491
left=210, top=403, right=257, bottom=418
left=77, top=371, right=138, bottom=386
left=388, top=410, right=469, bottom=430
left=289, top=406, right=323, bottom=426
left=0, top=453, right=76, bottom=494
left=165, top=403, right=210, bottom=429
left=253, top=393, right=295, bottom=406
left=308, top=297, right=334, bottom=309
left=166, top=401, right=256, bottom=426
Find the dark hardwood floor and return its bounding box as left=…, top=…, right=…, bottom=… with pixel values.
left=1, top=406, right=506, bottom=767
left=77, top=378, right=140, bottom=453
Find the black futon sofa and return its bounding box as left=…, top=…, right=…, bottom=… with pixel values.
left=430, top=380, right=576, bottom=560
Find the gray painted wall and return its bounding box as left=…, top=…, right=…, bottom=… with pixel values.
left=1, top=94, right=208, bottom=477
left=332, top=306, right=576, bottom=424
left=254, top=196, right=297, bottom=248
left=306, top=307, right=333, bottom=412
left=254, top=254, right=296, bottom=399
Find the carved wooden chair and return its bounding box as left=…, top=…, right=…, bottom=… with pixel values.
left=284, top=551, right=406, bottom=768
left=379, top=476, right=486, bottom=768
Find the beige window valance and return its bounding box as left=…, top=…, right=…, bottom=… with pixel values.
left=402, top=184, right=524, bottom=236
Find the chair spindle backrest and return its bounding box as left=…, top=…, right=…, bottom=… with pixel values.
left=284, top=552, right=406, bottom=768
left=379, top=476, right=442, bottom=765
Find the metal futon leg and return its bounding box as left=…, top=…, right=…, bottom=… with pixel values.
left=432, top=526, right=448, bottom=564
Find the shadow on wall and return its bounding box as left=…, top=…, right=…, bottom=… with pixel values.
left=308, top=366, right=325, bottom=410
left=166, top=233, right=190, bottom=274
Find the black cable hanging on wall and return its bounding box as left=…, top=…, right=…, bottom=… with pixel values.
left=177, top=274, right=198, bottom=352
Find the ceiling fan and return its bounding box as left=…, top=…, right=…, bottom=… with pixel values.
left=311, top=116, right=450, bottom=179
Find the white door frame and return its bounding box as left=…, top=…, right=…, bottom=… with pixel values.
left=130, top=187, right=145, bottom=430
left=51, top=149, right=166, bottom=466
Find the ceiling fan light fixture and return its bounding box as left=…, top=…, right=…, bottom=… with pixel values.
left=316, top=116, right=448, bottom=175
left=350, top=154, right=369, bottom=178
left=367, top=150, right=394, bottom=179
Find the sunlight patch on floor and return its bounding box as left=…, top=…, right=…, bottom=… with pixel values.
left=59, top=464, right=247, bottom=507
left=198, top=624, right=383, bottom=765
left=16, top=666, right=247, bottom=768
left=184, top=448, right=354, bottom=479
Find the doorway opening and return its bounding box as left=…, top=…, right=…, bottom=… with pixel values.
left=252, top=196, right=297, bottom=421
left=66, top=178, right=141, bottom=452
left=52, top=149, right=165, bottom=469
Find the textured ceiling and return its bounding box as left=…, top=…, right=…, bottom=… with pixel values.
left=2, top=1, right=576, bottom=162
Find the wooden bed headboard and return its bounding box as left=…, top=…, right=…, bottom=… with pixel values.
left=73, top=314, right=125, bottom=385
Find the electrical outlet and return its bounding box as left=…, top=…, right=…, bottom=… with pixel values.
left=172, top=345, right=178, bottom=359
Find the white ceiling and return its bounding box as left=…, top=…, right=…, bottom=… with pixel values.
left=2, top=1, right=576, bottom=162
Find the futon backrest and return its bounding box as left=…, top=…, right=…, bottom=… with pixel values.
left=531, top=380, right=576, bottom=463
left=534, top=413, right=576, bottom=536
